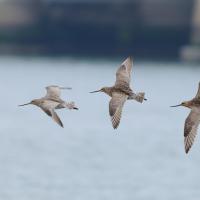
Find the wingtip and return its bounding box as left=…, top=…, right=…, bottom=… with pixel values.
left=112, top=123, right=119, bottom=129
left=128, top=56, right=133, bottom=61
left=185, top=145, right=190, bottom=154
left=122, top=56, right=133, bottom=65
left=126, top=56, right=133, bottom=63
left=111, top=118, right=120, bottom=129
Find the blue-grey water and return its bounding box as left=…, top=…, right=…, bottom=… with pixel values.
left=0, top=56, right=200, bottom=200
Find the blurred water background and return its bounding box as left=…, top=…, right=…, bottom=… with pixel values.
left=0, top=56, right=199, bottom=200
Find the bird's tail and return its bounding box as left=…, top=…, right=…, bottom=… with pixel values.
left=65, top=101, right=79, bottom=110
left=129, top=92, right=146, bottom=103
left=136, top=92, right=146, bottom=103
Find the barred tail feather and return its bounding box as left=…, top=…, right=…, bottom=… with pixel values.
left=135, top=92, right=146, bottom=103
left=128, top=92, right=146, bottom=103
left=65, top=101, right=78, bottom=110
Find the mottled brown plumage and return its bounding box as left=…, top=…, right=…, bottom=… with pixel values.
left=19, top=85, right=78, bottom=128
left=90, top=57, right=146, bottom=129
left=171, top=82, right=200, bottom=153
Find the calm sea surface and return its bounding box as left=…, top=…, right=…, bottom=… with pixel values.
left=0, top=56, right=200, bottom=200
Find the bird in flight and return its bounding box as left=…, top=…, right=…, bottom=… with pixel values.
left=19, top=85, right=78, bottom=128
left=171, top=82, right=200, bottom=153
left=90, top=57, right=146, bottom=129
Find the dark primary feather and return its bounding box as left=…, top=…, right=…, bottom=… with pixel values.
left=41, top=107, right=63, bottom=128
left=51, top=110, right=64, bottom=128
left=41, top=107, right=52, bottom=117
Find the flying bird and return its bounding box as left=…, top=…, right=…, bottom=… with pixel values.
left=90, top=57, right=146, bottom=129
left=19, top=85, right=78, bottom=128
left=171, top=82, right=200, bottom=153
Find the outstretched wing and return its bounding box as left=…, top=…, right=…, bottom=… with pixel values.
left=195, top=82, right=200, bottom=99
left=109, top=92, right=128, bottom=129
left=184, top=110, right=200, bottom=153
left=45, top=86, right=61, bottom=100
left=51, top=110, right=64, bottom=128
left=40, top=106, right=64, bottom=128
left=115, top=57, right=133, bottom=88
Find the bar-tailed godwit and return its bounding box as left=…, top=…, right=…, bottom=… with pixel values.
left=19, top=85, right=78, bottom=128
left=90, top=57, right=146, bottom=129
left=171, top=82, right=200, bottom=153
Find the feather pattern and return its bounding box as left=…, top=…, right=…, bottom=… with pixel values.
left=109, top=92, right=128, bottom=129
left=115, top=57, right=132, bottom=88
left=184, top=110, right=200, bottom=153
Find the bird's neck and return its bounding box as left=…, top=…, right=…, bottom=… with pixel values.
left=32, top=98, right=43, bottom=106
left=103, top=87, right=112, bottom=97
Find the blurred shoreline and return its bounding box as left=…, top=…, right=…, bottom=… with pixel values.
left=0, top=0, right=193, bottom=59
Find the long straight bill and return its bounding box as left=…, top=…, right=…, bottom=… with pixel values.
left=18, top=103, right=31, bottom=106
left=170, top=104, right=182, bottom=107
left=90, top=90, right=101, bottom=93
